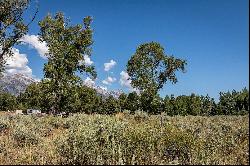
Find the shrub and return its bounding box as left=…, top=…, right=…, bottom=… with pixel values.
left=134, top=110, right=149, bottom=122
left=0, top=113, right=248, bottom=165
left=12, top=126, right=40, bottom=147
left=54, top=114, right=195, bottom=165
left=0, top=117, right=10, bottom=133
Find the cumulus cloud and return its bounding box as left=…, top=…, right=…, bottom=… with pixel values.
left=119, top=71, right=131, bottom=88
left=104, top=59, right=116, bottom=71
left=83, top=77, right=95, bottom=87
left=4, top=48, right=32, bottom=76
left=83, top=55, right=93, bottom=65
left=102, top=76, right=117, bottom=85
left=119, top=71, right=139, bottom=93
left=20, top=34, right=48, bottom=59
left=78, top=55, right=94, bottom=67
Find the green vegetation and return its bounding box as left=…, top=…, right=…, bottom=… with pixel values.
left=38, top=12, right=97, bottom=114
left=0, top=91, right=17, bottom=111
left=0, top=2, right=249, bottom=165
left=0, top=113, right=248, bottom=165
left=0, top=6, right=248, bottom=116
left=127, top=42, right=186, bottom=113
left=10, top=86, right=249, bottom=116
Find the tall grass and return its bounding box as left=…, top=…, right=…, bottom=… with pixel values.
left=0, top=112, right=248, bottom=165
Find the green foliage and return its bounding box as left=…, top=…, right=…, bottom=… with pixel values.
left=101, top=96, right=120, bottom=114
left=17, top=82, right=42, bottom=110
left=217, top=88, right=249, bottom=115
left=38, top=12, right=96, bottom=113
left=200, top=95, right=217, bottom=116
left=118, top=93, right=127, bottom=111
left=17, top=79, right=249, bottom=116
left=141, top=93, right=164, bottom=114
left=127, top=42, right=186, bottom=112
left=0, top=91, right=17, bottom=111
left=125, top=92, right=140, bottom=113
left=162, top=88, right=248, bottom=116
left=127, top=42, right=187, bottom=93
left=172, top=93, right=202, bottom=116
left=163, top=94, right=176, bottom=116
left=76, top=85, right=101, bottom=114
left=18, top=81, right=102, bottom=114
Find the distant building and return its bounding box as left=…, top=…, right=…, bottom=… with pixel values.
left=27, top=109, right=41, bottom=115
left=57, top=111, right=69, bottom=118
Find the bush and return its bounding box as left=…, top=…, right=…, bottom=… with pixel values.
left=12, top=125, right=40, bottom=147
left=0, top=113, right=248, bottom=165
left=134, top=110, right=149, bottom=122
left=54, top=115, right=127, bottom=164
left=0, top=117, right=10, bottom=133
left=54, top=114, right=195, bottom=165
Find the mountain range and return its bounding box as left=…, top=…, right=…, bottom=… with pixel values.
left=0, top=73, right=123, bottom=98
left=0, top=73, right=36, bottom=96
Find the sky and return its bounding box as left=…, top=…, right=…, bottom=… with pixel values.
left=5, top=0, right=249, bottom=101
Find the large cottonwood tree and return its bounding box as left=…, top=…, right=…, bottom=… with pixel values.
left=39, top=12, right=96, bottom=113
left=127, top=42, right=186, bottom=112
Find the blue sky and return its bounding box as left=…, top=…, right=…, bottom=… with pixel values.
left=11, top=0, right=249, bottom=101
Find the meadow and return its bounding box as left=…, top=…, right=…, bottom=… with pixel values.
left=0, top=111, right=248, bottom=165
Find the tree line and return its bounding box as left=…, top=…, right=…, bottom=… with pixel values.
left=0, top=86, right=249, bottom=116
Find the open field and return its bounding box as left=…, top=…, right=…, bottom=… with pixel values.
left=0, top=112, right=249, bottom=165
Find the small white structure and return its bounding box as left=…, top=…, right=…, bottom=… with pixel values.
left=15, top=110, right=23, bottom=115
left=57, top=112, right=68, bottom=118
left=27, top=109, right=41, bottom=115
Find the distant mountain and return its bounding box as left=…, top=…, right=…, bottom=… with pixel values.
left=0, top=74, right=123, bottom=98
left=82, top=82, right=123, bottom=99
left=94, top=85, right=123, bottom=99
left=0, top=73, right=37, bottom=96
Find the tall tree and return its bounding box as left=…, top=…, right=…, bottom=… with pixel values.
left=76, top=85, right=101, bottom=114
left=17, top=82, right=41, bottom=110
left=118, top=93, right=127, bottom=111
left=102, top=95, right=119, bottom=114
left=38, top=12, right=96, bottom=114
left=127, top=42, right=186, bottom=112
left=0, top=0, right=38, bottom=75
left=125, top=91, right=140, bottom=113
left=0, top=91, right=17, bottom=111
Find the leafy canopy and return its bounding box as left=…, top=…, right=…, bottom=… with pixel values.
left=38, top=12, right=96, bottom=113
left=127, top=42, right=186, bottom=95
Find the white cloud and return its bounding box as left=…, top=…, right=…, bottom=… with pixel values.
left=119, top=71, right=139, bottom=93
left=119, top=71, right=131, bottom=88
left=102, top=80, right=109, bottom=85
left=83, top=55, right=93, bottom=66
left=104, top=59, right=116, bottom=71
left=99, top=86, right=107, bottom=91
left=79, top=55, right=94, bottom=66
left=102, top=76, right=117, bottom=85
left=34, top=77, right=41, bottom=82
left=4, top=48, right=32, bottom=76
left=83, top=77, right=95, bottom=87
left=20, top=34, right=48, bottom=59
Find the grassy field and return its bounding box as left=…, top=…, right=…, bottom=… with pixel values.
left=0, top=111, right=249, bottom=165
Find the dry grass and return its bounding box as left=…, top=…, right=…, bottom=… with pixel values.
left=0, top=112, right=249, bottom=165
